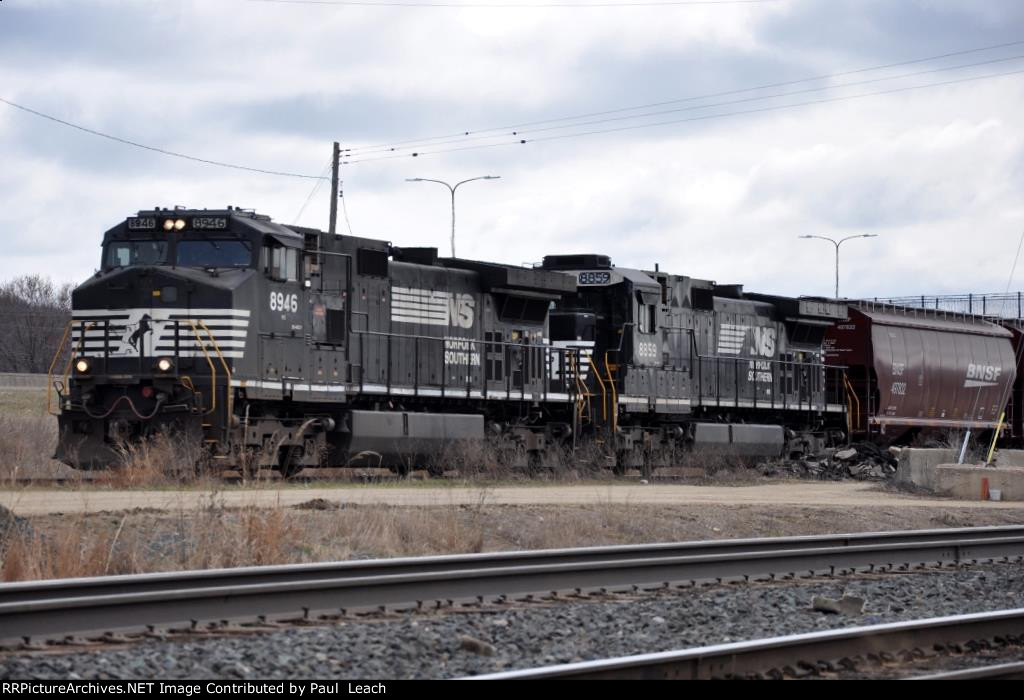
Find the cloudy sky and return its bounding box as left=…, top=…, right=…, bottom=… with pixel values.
left=1, top=0, right=1022, bottom=300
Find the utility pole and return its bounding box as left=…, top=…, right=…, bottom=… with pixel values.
left=329, top=141, right=340, bottom=235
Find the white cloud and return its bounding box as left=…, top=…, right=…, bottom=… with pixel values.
left=0, top=0, right=1022, bottom=309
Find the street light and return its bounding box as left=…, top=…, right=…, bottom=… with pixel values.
left=798, top=234, right=879, bottom=298
left=406, top=176, right=501, bottom=258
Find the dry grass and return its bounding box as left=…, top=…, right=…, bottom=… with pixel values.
left=2, top=519, right=133, bottom=581
left=0, top=414, right=62, bottom=483
left=0, top=388, right=49, bottom=417
left=8, top=493, right=1023, bottom=582
left=94, top=432, right=210, bottom=489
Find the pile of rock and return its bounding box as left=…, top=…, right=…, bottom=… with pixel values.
left=762, top=442, right=898, bottom=481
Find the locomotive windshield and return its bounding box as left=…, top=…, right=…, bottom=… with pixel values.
left=105, top=240, right=168, bottom=269
left=176, top=239, right=253, bottom=268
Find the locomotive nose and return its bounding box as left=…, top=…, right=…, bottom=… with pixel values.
left=74, top=266, right=235, bottom=313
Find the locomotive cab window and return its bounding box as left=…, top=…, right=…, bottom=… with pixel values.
left=262, top=244, right=299, bottom=282
left=636, top=292, right=656, bottom=334
left=104, top=240, right=168, bottom=269
left=176, top=239, right=252, bottom=269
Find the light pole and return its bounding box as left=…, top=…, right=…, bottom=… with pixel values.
left=798, top=234, right=878, bottom=298
left=406, top=176, right=501, bottom=258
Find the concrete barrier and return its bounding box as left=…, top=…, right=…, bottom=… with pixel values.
left=932, top=464, right=1024, bottom=501
left=992, top=449, right=1024, bottom=468
left=0, top=373, right=48, bottom=389
left=895, top=448, right=958, bottom=490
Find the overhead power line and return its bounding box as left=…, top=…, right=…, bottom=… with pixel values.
left=346, top=52, right=1024, bottom=156
left=0, top=98, right=327, bottom=181
left=343, top=67, right=1024, bottom=164
left=293, top=159, right=335, bottom=224
left=345, top=39, right=1024, bottom=155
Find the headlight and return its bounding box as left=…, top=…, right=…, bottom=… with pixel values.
left=163, top=219, right=175, bottom=231
left=173, top=218, right=186, bottom=231
left=156, top=358, right=174, bottom=372
left=75, top=358, right=90, bottom=374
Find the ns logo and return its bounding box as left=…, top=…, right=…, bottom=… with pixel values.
left=750, top=327, right=777, bottom=358
left=449, top=293, right=475, bottom=330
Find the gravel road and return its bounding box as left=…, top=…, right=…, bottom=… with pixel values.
left=3, top=563, right=1023, bottom=680
left=4, top=482, right=1024, bottom=515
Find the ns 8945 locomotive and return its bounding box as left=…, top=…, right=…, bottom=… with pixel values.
left=53, top=206, right=849, bottom=474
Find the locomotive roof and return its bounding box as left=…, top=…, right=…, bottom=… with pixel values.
left=120, top=207, right=305, bottom=244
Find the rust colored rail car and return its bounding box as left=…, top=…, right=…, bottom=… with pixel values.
left=824, top=305, right=1016, bottom=440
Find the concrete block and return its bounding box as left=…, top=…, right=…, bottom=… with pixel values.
left=993, top=449, right=1024, bottom=468
left=0, top=372, right=47, bottom=389
left=895, top=448, right=958, bottom=490
left=932, top=465, right=1024, bottom=501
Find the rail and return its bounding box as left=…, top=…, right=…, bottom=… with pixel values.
left=473, top=608, right=1024, bottom=680
left=2, top=526, right=1023, bottom=647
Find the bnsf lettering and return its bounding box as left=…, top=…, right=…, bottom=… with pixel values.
left=967, top=364, right=1001, bottom=382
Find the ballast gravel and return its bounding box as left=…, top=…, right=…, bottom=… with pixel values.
left=2, top=563, right=1024, bottom=680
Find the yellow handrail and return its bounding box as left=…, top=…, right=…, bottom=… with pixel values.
left=60, top=321, right=96, bottom=410
left=187, top=321, right=217, bottom=415
left=47, top=320, right=74, bottom=415
left=198, top=320, right=233, bottom=427
left=568, top=351, right=590, bottom=424
left=588, top=355, right=609, bottom=423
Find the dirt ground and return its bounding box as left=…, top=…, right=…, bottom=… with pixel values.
left=3, top=481, right=1024, bottom=516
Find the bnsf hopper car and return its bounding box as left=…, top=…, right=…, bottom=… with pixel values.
left=824, top=304, right=1018, bottom=442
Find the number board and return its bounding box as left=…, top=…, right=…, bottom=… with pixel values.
left=193, top=217, right=228, bottom=230
left=578, top=271, right=612, bottom=286
left=127, top=217, right=156, bottom=230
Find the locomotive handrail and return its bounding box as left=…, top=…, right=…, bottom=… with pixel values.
left=186, top=321, right=217, bottom=415
left=350, top=328, right=579, bottom=400
left=588, top=355, right=609, bottom=423
left=60, top=321, right=96, bottom=410
left=198, top=320, right=233, bottom=436
left=846, top=372, right=861, bottom=432
left=46, top=320, right=75, bottom=416
left=603, top=352, right=619, bottom=434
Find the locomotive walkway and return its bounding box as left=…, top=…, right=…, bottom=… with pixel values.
left=3, top=482, right=1024, bottom=515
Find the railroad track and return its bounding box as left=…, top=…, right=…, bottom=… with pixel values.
left=2, top=526, right=1024, bottom=648
left=472, top=608, right=1024, bottom=680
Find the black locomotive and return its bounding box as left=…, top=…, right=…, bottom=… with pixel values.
left=53, top=207, right=851, bottom=474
